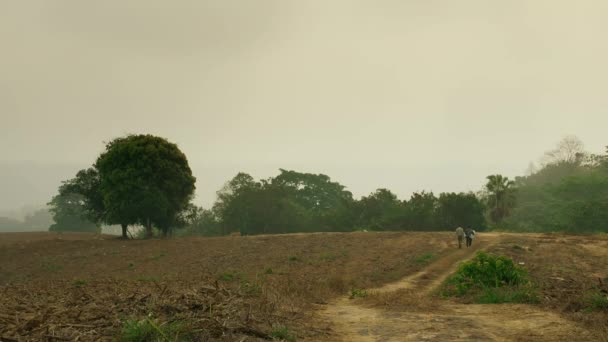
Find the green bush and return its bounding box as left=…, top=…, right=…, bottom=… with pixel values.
left=349, top=288, right=368, bottom=299
left=445, top=252, right=528, bottom=296
left=443, top=252, right=537, bottom=303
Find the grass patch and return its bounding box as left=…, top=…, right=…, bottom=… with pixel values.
left=148, top=252, right=167, bottom=261
left=585, top=292, right=608, bottom=311
left=270, top=325, right=296, bottom=342
left=119, top=317, right=192, bottom=341
left=72, top=279, right=88, bottom=287
left=442, top=251, right=538, bottom=303
left=350, top=288, right=368, bottom=299
left=264, top=267, right=274, bottom=275
left=414, top=253, right=435, bottom=264
left=41, top=262, right=63, bottom=272
left=476, top=286, right=540, bottom=304
left=218, top=271, right=241, bottom=282
left=288, top=255, right=299, bottom=262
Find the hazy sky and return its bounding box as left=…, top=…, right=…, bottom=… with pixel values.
left=1, top=1, right=607, bottom=212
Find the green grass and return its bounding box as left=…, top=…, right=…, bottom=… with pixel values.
left=585, top=292, right=608, bottom=311
left=218, top=271, right=241, bottom=282
left=476, top=286, right=540, bottom=304
left=414, top=253, right=435, bottom=264
left=349, top=288, right=368, bottom=299
left=240, top=280, right=262, bottom=297
left=270, top=325, right=296, bottom=342
left=41, top=262, right=63, bottom=272
left=119, top=317, right=191, bottom=342
left=288, top=255, right=299, bottom=262
left=72, top=279, right=88, bottom=287
left=264, top=267, right=274, bottom=275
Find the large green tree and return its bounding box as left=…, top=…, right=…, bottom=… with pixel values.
left=355, top=188, right=405, bottom=230
left=95, top=134, right=196, bottom=237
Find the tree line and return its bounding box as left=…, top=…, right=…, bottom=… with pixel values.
left=48, top=135, right=608, bottom=236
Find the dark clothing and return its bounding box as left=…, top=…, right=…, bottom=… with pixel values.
left=465, top=229, right=475, bottom=248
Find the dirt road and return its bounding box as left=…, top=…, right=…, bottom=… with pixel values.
left=317, top=233, right=594, bottom=341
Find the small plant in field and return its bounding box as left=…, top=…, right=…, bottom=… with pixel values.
left=120, top=316, right=191, bottom=342
left=218, top=271, right=241, bottom=281
left=264, top=267, right=274, bottom=275
left=350, top=288, right=368, bottom=299
left=41, top=262, right=63, bottom=272
left=288, top=256, right=299, bottom=262
left=319, top=252, right=339, bottom=262
left=415, top=253, right=435, bottom=264
left=136, top=276, right=160, bottom=283
left=72, top=279, right=87, bottom=287
left=442, top=251, right=537, bottom=303
left=128, top=263, right=135, bottom=269
left=149, top=252, right=167, bottom=261
left=585, top=292, right=608, bottom=311
left=270, top=325, right=296, bottom=341
left=240, top=280, right=262, bottom=297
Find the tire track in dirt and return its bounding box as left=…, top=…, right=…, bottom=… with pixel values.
left=317, top=233, right=594, bottom=342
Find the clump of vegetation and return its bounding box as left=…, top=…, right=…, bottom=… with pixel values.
left=72, top=279, right=87, bottom=287
left=415, top=253, right=435, bottom=264
left=218, top=271, right=241, bottom=282
left=350, top=288, right=368, bottom=299
left=119, top=316, right=191, bottom=342
left=270, top=325, right=296, bottom=342
left=288, top=255, right=299, bottom=262
left=443, top=251, right=538, bottom=303
left=585, top=292, right=608, bottom=311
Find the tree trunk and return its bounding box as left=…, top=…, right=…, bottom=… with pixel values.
left=145, top=218, right=153, bottom=238
left=121, top=224, right=128, bottom=239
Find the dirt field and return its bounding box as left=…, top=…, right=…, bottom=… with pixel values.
left=1, top=231, right=607, bottom=341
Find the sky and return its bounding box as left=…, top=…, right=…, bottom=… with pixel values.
left=1, top=1, right=608, bottom=214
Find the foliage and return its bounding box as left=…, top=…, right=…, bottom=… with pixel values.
left=436, top=192, right=486, bottom=231
left=95, top=134, right=196, bottom=237
left=48, top=186, right=100, bottom=233
left=355, top=189, right=405, bottom=230
left=484, top=174, right=516, bottom=224
left=443, top=252, right=532, bottom=301
left=585, top=292, right=608, bottom=311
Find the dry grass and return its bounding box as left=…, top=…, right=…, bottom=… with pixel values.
left=0, top=231, right=451, bottom=341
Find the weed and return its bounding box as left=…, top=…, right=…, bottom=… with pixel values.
left=350, top=288, right=368, bottom=299
left=288, top=256, right=299, bottom=262
left=136, top=276, right=160, bottom=283
left=218, top=271, right=241, bottom=282
left=240, top=280, right=262, bottom=297
left=72, top=279, right=88, bottom=287
left=264, top=267, right=274, bottom=275
left=585, top=292, right=608, bottom=311
left=270, top=325, right=296, bottom=342
left=476, top=286, right=540, bottom=304
left=119, top=316, right=191, bottom=342
left=512, top=245, right=524, bottom=250
left=128, top=263, right=135, bottom=269
left=415, top=253, right=435, bottom=264
left=319, top=252, right=338, bottom=262
left=41, top=262, right=63, bottom=272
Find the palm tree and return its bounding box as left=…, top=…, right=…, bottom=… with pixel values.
left=485, top=175, right=516, bottom=223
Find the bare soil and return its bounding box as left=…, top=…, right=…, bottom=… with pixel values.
left=1, top=231, right=606, bottom=341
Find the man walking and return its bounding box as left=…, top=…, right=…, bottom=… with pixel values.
left=465, top=228, right=476, bottom=247
left=455, top=227, right=465, bottom=249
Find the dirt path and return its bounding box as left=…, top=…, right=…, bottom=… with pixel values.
left=317, top=234, right=593, bottom=341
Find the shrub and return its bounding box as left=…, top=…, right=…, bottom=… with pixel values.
left=445, top=251, right=528, bottom=296
left=443, top=252, right=537, bottom=303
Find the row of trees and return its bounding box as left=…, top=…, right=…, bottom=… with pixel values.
left=183, top=169, right=487, bottom=236
left=49, top=134, right=607, bottom=236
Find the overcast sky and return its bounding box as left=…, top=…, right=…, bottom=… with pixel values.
left=1, top=1, right=607, bottom=213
